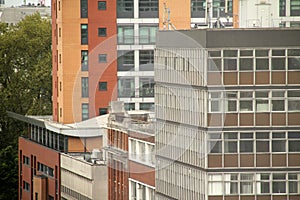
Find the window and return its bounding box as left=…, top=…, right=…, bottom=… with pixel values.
left=208, top=58, right=221, bottom=71
left=240, top=58, right=253, bottom=70
left=23, top=156, right=30, bottom=165
left=288, top=49, right=300, bottom=70
left=81, top=50, right=88, bottom=71
left=117, top=26, right=134, bottom=44
left=139, top=26, right=158, bottom=44
left=191, top=0, right=206, bottom=18
left=288, top=173, right=299, bottom=193
left=256, top=58, right=269, bottom=70
left=139, top=0, right=158, bottom=18
left=288, top=90, right=300, bottom=111
left=99, top=108, right=108, bottom=115
left=272, top=91, right=285, bottom=111
left=279, top=0, right=286, bottom=16
left=240, top=132, right=253, bottom=153
left=256, top=132, right=270, bottom=152
left=224, top=59, right=237, bottom=70
left=272, top=58, right=285, bottom=70
left=140, top=103, right=154, bottom=111
left=240, top=91, right=253, bottom=112
left=208, top=133, right=222, bottom=154
left=80, top=0, right=88, bottom=18
left=81, top=24, right=88, bottom=45
left=118, top=50, right=134, bottom=71
left=224, top=132, right=237, bottom=153
left=98, top=54, right=107, bottom=63
left=209, top=92, right=222, bottom=112
left=118, top=78, right=135, bottom=97
left=257, top=174, right=270, bottom=194
left=273, top=174, right=286, bottom=193
left=98, top=1, right=106, bottom=10
left=225, top=91, right=237, bottom=112
left=81, top=77, right=88, bottom=98
left=272, top=132, right=286, bottom=152
left=130, top=139, right=137, bottom=159
left=240, top=174, right=254, bottom=194
left=255, top=91, right=269, bottom=112
left=212, top=0, right=233, bottom=17
left=208, top=175, right=223, bottom=195
left=117, top=0, right=134, bottom=18
left=23, top=181, right=30, bottom=192
left=99, top=82, right=107, bottom=91
left=288, top=132, right=300, bottom=152
left=139, top=78, right=154, bottom=97
left=224, top=174, right=238, bottom=194
left=82, top=103, right=89, bottom=121
left=139, top=50, right=154, bottom=71
left=98, top=28, right=107, bottom=37
left=291, top=0, right=300, bottom=16
left=124, top=103, right=135, bottom=111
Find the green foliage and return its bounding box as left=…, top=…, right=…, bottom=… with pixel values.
left=0, top=13, right=52, bottom=199
left=0, top=145, right=18, bottom=199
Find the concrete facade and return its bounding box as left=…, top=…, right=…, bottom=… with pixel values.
left=155, top=29, right=300, bottom=200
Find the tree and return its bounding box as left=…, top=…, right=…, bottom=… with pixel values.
left=0, top=13, right=52, bottom=199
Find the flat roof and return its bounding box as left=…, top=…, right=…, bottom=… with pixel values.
left=156, top=28, right=300, bottom=48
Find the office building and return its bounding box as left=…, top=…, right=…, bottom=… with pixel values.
left=155, top=29, right=300, bottom=199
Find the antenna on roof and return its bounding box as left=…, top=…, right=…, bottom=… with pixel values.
left=162, top=3, right=176, bottom=30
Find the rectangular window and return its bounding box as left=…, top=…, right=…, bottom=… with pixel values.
left=118, top=78, right=135, bottom=97
left=81, top=77, right=88, bottom=98
left=208, top=133, right=222, bottom=154
left=240, top=132, right=253, bottom=153
left=208, top=58, right=221, bottom=71
left=288, top=132, right=300, bottom=152
left=291, top=0, right=300, bottom=16
left=23, top=181, right=30, bottom=192
left=288, top=58, right=300, bottom=70
left=139, top=50, right=154, bottom=71
left=256, top=132, right=270, bottom=152
left=257, top=174, right=270, bottom=194
left=224, top=132, right=237, bottom=153
left=124, top=103, right=135, bottom=111
left=81, top=50, right=88, bottom=71
left=139, top=26, right=158, bottom=44
left=255, top=91, right=269, bottom=112
left=82, top=103, right=89, bottom=121
left=80, top=0, right=88, bottom=18
left=99, top=82, right=107, bottom=91
left=224, top=174, right=238, bottom=194
left=139, top=78, right=154, bottom=97
left=240, top=91, right=253, bottom=112
left=272, top=58, right=285, bottom=70
left=288, top=173, right=299, bottom=193
left=240, top=174, right=254, bottom=194
left=117, top=0, right=134, bottom=18
left=81, top=24, right=88, bottom=45
left=279, top=0, right=286, bottom=16
left=140, top=103, right=154, bottom=111
left=23, top=156, right=30, bottom=165
left=98, top=1, right=106, bottom=10
left=98, top=54, right=107, bottom=63
left=288, top=90, right=300, bottom=111
left=98, top=28, right=107, bottom=37
left=224, top=58, right=237, bottom=70
left=117, top=26, right=134, bottom=44
left=209, top=92, right=222, bottom=112
left=240, top=58, right=253, bottom=70
left=118, top=50, right=134, bottom=71
left=212, top=0, right=233, bottom=17
left=191, top=0, right=206, bottom=18
left=256, top=58, right=269, bottom=70
left=272, top=132, right=286, bottom=152
left=273, top=174, right=286, bottom=193
left=272, top=91, right=285, bottom=111
left=225, top=92, right=237, bottom=112
left=99, top=108, right=108, bottom=115
left=139, top=0, right=158, bottom=18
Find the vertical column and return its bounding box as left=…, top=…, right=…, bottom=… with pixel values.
left=233, top=0, right=239, bottom=28
left=286, top=0, right=291, bottom=27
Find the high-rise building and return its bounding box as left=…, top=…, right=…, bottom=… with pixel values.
left=155, top=29, right=300, bottom=199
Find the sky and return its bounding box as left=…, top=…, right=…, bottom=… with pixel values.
left=4, top=0, right=51, bottom=7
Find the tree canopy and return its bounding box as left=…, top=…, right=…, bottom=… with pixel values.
left=0, top=13, right=52, bottom=199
